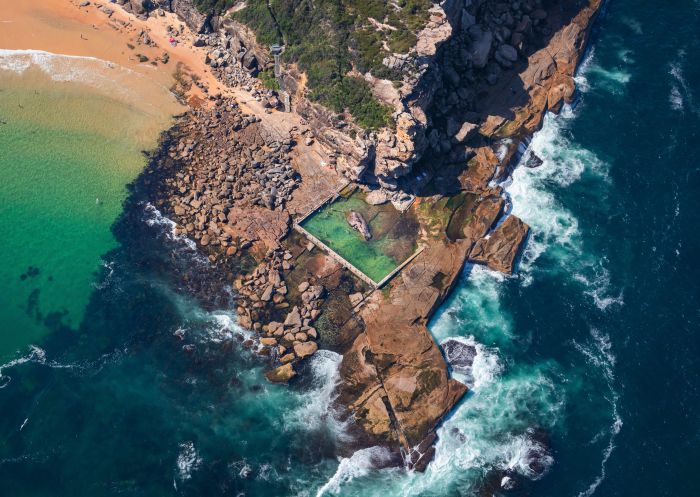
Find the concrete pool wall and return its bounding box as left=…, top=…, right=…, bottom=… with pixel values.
left=294, top=187, right=422, bottom=287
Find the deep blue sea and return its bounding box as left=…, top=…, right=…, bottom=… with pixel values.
left=1, top=1, right=699, bottom=496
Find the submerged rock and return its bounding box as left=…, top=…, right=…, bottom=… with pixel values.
left=525, top=153, right=544, bottom=169
left=346, top=211, right=371, bottom=240
left=441, top=339, right=477, bottom=374
left=265, top=363, right=296, bottom=383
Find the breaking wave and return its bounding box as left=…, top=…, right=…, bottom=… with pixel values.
left=0, top=49, right=176, bottom=113
left=143, top=202, right=199, bottom=254
left=0, top=345, right=121, bottom=389
left=283, top=350, right=345, bottom=434
left=316, top=446, right=396, bottom=497
left=502, top=84, right=621, bottom=310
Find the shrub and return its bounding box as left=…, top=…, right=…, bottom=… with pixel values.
left=232, top=0, right=434, bottom=129
left=258, top=68, right=281, bottom=90
left=194, top=0, right=236, bottom=14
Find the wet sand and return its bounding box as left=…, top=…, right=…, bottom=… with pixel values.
left=0, top=0, right=228, bottom=102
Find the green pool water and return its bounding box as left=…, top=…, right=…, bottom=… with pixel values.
left=0, top=58, right=179, bottom=360
left=300, top=191, right=418, bottom=283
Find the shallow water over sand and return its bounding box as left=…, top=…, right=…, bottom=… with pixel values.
left=0, top=51, right=181, bottom=358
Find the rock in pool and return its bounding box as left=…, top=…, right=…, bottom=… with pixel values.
left=346, top=211, right=371, bottom=240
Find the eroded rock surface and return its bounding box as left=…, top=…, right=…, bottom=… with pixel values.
left=123, top=0, right=603, bottom=476
left=469, top=215, right=530, bottom=274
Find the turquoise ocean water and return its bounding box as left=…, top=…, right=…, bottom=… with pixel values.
left=1, top=1, right=699, bottom=496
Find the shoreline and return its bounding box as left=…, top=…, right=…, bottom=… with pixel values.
left=1, top=0, right=605, bottom=477
left=0, top=0, right=218, bottom=102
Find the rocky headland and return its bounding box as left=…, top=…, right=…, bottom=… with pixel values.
left=90, top=0, right=602, bottom=473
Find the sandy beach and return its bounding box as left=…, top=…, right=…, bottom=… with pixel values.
left=0, top=0, right=230, bottom=104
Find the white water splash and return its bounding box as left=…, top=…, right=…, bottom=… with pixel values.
left=573, top=44, right=632, bottom=96
left=174, top=441, right=202, bottom=488
left=388, top=355, right=565, bottom=497
left=284, top=350, right=347, bottom=437
left=143, top=202, right=199, bottom=253
left=439, top=335, right=502, bottom=390
left=503, top=98, right=621, bottom=310
left=431, top=265, right=513, bottom=345
left=316, top=446, right=395, bottom=497
left=0, top=345, right=99, bottom=388
left=0, top=346, right=45, bottom=388
left=0, top=49, right=115, bottom=75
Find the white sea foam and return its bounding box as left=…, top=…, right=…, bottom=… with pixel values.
left=669, top=86, right=684, bottom=112
left=392, top=360, right=565, bottom=497
left=503, top=102, right=622, bottom=312
left=0, top=49, right=177, bottom=115
left=407, top=49, right=620, bottom=495
left=229, top=459, right=252, bottom=479
left=621, top=16, right=643, bottom=35
left=669, top=50, right=697, bottom=115
left=174, top=441, right=202, bottom=488
left=503, top=429, right=555, bottom=480
left=574, top=47, right=596, bottom=93
left=504, top=114, right=585, bottom=281
left=284, top=350, right=346, bottom=436
left=316, top=446, right=395, bottom=497
left=0, top=49, right=134, bottom=97
left=0, top=345, right=112, bottom=388
left=573, top=44, right=631, bottom=96
left=0, top=346, right=46, bottom=388
left=207, top=311, right=244, bottom=342
left=143, top=202, right=199, bottom=253
left=431, top=265, right=512, bottom=346
left=440, top=335, right=501, bottom=390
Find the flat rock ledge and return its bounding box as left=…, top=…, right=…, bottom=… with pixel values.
left=128, top=0, right=604, bottom=475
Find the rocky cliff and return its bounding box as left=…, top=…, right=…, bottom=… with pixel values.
left=111, top=0, right=603, bottom=475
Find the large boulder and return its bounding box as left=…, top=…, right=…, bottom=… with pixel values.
left=469, top=215, right=529, bottom=274
left=346, top=211, right=371, bottom=240
left=293, top=341, right=318, bottom=359
left=469, top=25, right=493, bottom=69
left=265, top=363, right=296, bottom=383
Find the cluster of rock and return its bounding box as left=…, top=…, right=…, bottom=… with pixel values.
left=232, top=249, right=326, bottom=382
left=165, top=101, right=299, bottom=244
left=115, top=0, right=213, bottom=32
left=235, top=249, right=297, bottom=330
left=378, top=0, right=557, bottom=184
left=107, top=0, right=601, bottom=476
left=346, top=211, right=372, bottom=240
left=197, top=31, right=256, bottom=74
left=155, top=101, right=301, bottom=267
left=197, top=30, right=288, bottom=110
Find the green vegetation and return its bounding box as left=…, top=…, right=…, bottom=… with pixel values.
left=315, top=76, right=393, bottom=130
left=193, top=0, right=236, bottom=14
left=233, top=0, right=434, bottom=130
left=258, top=68, right=281, bottom=90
